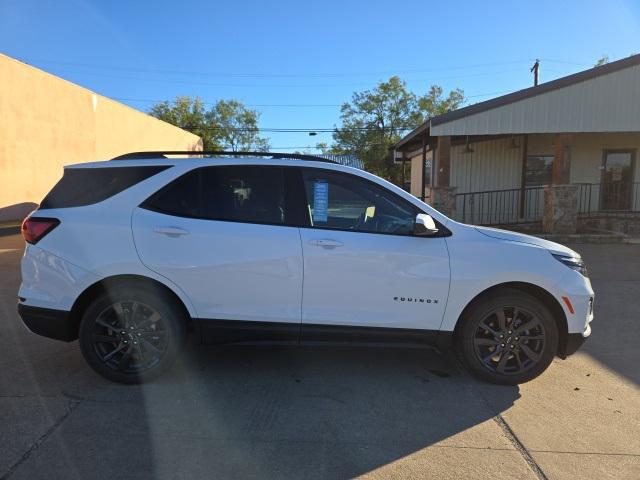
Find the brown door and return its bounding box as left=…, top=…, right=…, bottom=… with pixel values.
left=601, top=150, right=635, bottom=211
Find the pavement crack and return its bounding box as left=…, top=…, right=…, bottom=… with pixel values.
left=492, top=413, right=549, bottom=480
left=449, top=353, right=549, bottom=480
left=0, top=397, right=82, bottom=480
left=530, top=449, right=640, bottom=457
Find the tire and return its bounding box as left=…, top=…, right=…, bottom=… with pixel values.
left=456, top=288, right=559, bottom=385
left=79, top=282, right=187, bottom=384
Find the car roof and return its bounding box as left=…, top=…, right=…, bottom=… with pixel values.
left=64, top=156, right=356, bottom=171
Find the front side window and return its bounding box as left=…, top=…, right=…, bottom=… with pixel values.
left=142, top=166, right=287, bottom=225
left=302, top=169, right=416, bottom=235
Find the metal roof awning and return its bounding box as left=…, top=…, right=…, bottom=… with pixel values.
left=395, top=53, right=640, bottom=153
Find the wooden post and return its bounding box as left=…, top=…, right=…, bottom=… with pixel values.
left=421, top=137, right=427, bottom=201
left=519, top=134, right=528, bottom=218
left=552, top=134, right=572, bottom=185
left=436, top=136, right=451, bottom=187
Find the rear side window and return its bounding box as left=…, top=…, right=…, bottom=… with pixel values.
left=40, top=166, right=170, bottom=209
left=141, top=169, right=200, bottom=218
left=200, top=166, right=285, bottom=224
left=142, top=165, right=301, bottom=226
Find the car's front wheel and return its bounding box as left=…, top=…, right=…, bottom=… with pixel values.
left=79, top=283, right=186, bottom=384
left=457, top=289, right=559, bottom=385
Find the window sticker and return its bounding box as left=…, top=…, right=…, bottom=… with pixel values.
left=312, top=180, right=329, bottom=222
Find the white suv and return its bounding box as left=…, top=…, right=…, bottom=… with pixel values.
left=18, top=152, right=593, bottom=385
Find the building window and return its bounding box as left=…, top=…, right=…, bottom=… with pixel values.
left=525, top=156, right=554, bottom=186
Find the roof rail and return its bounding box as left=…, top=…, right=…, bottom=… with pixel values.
left=111, top=150, right=336, bottom=163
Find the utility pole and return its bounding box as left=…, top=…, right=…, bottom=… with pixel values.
left=530, top=59, right=540, bottom=86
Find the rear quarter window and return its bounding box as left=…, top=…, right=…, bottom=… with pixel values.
left=39, top=166, right=170, bottom=209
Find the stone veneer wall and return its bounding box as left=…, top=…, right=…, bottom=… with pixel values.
left=543, top=185, right=579, bottom=234
left=429, top=187, right=457, bottom=218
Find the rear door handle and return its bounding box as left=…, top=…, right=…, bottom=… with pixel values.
left=153, top=226, right=190, bottom=237
left=308, top=238, right=343, bottom=248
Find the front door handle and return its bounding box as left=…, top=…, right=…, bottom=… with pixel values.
left=153, top=226, right=190, bottom=237
left=308, top=238, right=343, bottom=249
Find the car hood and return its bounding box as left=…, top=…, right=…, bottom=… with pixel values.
left=473, top=225, right=579, bottom=257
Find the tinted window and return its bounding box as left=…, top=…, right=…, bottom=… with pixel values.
left=40, top=166, right=170, bottom=209
left=200, top=166, right=285, bottom=224
left=143, top=166, right=290, bottom=225
left=142, top=169, right=200, bottom=218
left=302, top=169, right=416, bottom=235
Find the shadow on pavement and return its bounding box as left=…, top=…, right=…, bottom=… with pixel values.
left=2, top=337, right=521, bottom=479
left=568, top=243, right=640, bottom=385
left=0, top=234, right=522, bottom=478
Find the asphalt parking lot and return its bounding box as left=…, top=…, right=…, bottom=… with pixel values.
left=1, top=233, right=639, bottom=480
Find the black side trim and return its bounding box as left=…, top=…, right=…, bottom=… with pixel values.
left=301, top=323, right=440, bottom=346
left=561, top=332, right=589, bottom=358
left=196, top=318, right=449, bottom=350
left=197, top=319, right=301, bottom=345
left=18, top=304, right=77, bottom=342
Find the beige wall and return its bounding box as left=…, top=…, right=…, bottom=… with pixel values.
left=0, top=54, right=202, bottom=213
left=409, top=150, right=432, bottom=199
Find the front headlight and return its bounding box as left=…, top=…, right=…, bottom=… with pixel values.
left=552, top=253, right=588, bottom=277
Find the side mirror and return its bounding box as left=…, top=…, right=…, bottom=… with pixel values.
left=414, top=213, right=439, bottom=236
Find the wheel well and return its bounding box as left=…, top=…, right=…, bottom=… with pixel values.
left=68, top=274, right=192, bottom=339
left=453, top=282, right=568, bottom=357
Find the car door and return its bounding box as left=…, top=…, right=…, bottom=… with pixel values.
left=132, top=165, right=304, bottom=342
left=298, top=168, right=450, bottom=341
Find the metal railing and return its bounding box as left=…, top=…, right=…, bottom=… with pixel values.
left=578, top=182, right=640, bottom=216
left=451, top=182, right=639, bottom=226
left=454, top=186, right=544, bottom=226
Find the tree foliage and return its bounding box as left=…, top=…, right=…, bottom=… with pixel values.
left=328, top=76, right=464, bottom=183
left=594, top=55, right=609, bottom=67
left=149, top=97, right=269, bottom=151
left=207, top=100, right=269, bottom=152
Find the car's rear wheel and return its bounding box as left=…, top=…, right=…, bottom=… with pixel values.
left=79, top=283, right=186, bottom=384
left=457, top=289, right=559, bottom=385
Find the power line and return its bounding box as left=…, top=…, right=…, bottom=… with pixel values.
left=20, top=57, right=548, bottom=78
left=115, top=97, right=341, bottom=107
left=109, top=89, right=511, bottom=107
left=29, top=66, right=534, bottom=88
left=175, top=126, right=415, bottom=133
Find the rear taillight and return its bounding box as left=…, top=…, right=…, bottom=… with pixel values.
left=21, top=217, right=60, bottom=244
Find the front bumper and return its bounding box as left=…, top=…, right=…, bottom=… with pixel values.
left=17, top=303, right=77, bottom=342
left=561, top=323, right=591, bottom=358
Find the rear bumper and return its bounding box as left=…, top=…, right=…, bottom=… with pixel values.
left=17, top=303, right=77, bottom=342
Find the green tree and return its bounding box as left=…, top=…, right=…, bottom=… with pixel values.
left=207, top=100, right=270, bottom=152
left=149, top=97, right=269, bottom=151
left=594, top=55, right=609, bottom=67
left=329, top=76, right=463, bottom=183
left=149, top=96, right=219, bottom=150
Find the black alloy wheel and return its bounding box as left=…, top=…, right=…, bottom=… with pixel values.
left=472, top=305, right=546, bottom=376
left=457, top=289, right=559, bottom=385
left=91, top=301, right=169, bottom=374
left=79, top=282, right=186, bottom=384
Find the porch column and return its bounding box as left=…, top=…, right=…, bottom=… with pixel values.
left=435, top=135, right=451, bottom=187
left=431, top=136, right=457, bottom=218
left=420, top=137, right=427, bottom=201
left=543, top=134, right=578, bottom=234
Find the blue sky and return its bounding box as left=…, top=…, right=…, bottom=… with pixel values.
left=1, top=0, right=639, bottom=151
